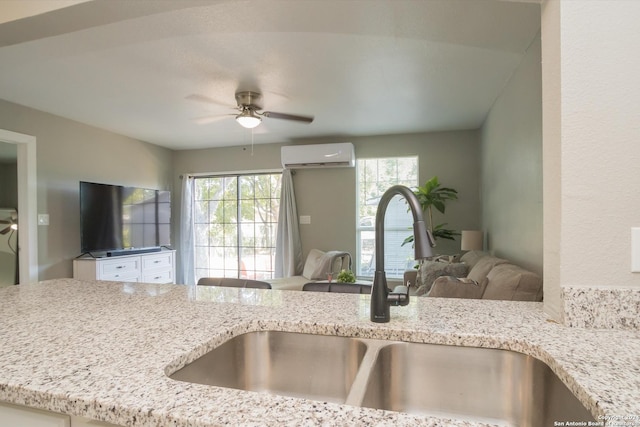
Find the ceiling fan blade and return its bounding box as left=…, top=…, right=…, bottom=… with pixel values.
left=185, top=94, right=234, bottom=108
left=0, top=219, right=11, bottom=224
left=192, top=114, right=235, bottom=125
left=262, top=111, right=314, bottom=123
left=0, top=227, right=10, bottom=235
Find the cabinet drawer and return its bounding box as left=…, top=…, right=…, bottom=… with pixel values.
left=100, top=258, right=140, bottom=278
left=142, top=253, right=173, bottom=271
left=142, top=269, right=173, bottom=284
left=101, top=272, right=140, bottom=281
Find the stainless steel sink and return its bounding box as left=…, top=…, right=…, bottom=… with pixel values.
left=360, top=342, right=595, bottom=425
left=168, top=332, right=595, bottom=425
left=169, top=331, right=367, bottom=403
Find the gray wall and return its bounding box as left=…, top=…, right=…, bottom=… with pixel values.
left=0, top=99, right=173, bottom=280
left=173, top=131, right=481, bottom=275
left=480, top=35, right=542, bottom=275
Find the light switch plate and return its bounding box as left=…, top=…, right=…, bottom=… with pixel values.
left=38, top=214, right=49, bottom=226
left=632, top=228, right=640, bottom=272
left=299, top=215, right=311, bottom=225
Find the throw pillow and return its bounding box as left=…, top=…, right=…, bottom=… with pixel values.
left=302, top=249, right=326, bottom=279
left=415, top=260, right=469, bottom=294
left=413, top=257, right=437, bottom=286
left=459, top=250, right=488, bottom=269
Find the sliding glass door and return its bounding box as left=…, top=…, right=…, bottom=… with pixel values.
left=193, top=173, right=281, bottom=281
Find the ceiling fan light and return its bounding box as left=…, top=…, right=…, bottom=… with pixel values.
left=236, top=113, right=262, bottom=129
left=10, top=223, right=17, bottom=231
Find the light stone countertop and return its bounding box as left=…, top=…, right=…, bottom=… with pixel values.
left=1, top=279, right=639, bottom=426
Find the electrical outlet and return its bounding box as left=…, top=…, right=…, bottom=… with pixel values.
left=37, top=214, right=49, bottom=226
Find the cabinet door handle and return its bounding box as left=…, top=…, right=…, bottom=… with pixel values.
left=116, top=266, right=124, bottom=269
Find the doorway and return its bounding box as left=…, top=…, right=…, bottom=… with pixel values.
left=0, top=129, right=38, bottom=284
left=0, top=143, right=18, bottom=285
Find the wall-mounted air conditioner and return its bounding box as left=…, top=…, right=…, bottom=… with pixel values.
left=281, top=142, right=355, bottom=169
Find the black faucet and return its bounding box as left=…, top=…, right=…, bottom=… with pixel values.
left=370, top=185, right=435, bottom=323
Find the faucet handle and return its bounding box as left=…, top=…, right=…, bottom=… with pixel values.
left=387, top=285, right=410, bottom=306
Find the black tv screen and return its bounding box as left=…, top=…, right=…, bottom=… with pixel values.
left=80, top=181, right=171, bottom=254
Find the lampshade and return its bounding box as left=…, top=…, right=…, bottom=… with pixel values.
left=236, top=111, right=262, bottom=129
left=461, top=230, right=483, bottom=251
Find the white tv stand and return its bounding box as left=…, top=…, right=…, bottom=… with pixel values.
left=73, top=249, right=176, bottom=284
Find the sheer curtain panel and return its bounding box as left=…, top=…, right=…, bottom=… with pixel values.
left=179, top=174, right=196, bottom=285
left=274, top=169, right=303, bottom=278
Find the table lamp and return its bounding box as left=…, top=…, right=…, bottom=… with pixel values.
left=461, top=230, right=483, bottom=251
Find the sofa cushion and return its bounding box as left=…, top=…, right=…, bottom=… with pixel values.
left=414, top=261, right=469, bottom=295
left=482, top=263, right=543, bottom=301
left=267, top=276, right=310, bottom=291
left=426, top=276, right=487, bottom=299
left=197, top=277, right=272, bottom=289
left=466, top=256, right=508, bottom=285
left=459, top=250, right=488, bottom=269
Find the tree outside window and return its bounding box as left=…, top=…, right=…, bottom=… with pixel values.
left=356, top=157, right=418, bottom=278
left=193, top=173, right=281, bottom=281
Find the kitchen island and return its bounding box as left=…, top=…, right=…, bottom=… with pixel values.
left=1, top=279, right=639, bottom=426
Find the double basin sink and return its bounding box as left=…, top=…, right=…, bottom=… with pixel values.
left=169, top=331, right=594, bottom=425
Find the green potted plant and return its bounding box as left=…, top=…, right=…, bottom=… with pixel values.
left=336, top=269, right=356, bottom=283
left=402, top=176, right=459, bottom=247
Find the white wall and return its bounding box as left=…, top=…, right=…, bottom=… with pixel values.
left=542, top=0, right=640, bottom=319
left=480, top=34, right=543, bottom=276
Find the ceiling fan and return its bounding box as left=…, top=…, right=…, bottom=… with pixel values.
left=0, top=216, right=17, bottom=235
left=191, top=91, right=314, bottom=129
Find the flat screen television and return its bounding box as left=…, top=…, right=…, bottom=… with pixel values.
left=80, top=181, right=171, bottom=255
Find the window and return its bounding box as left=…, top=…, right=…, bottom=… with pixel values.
left=193, top=173, right=281, bottom=281
left=356, top=157, right=418, bottom=278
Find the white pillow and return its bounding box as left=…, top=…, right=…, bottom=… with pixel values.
left=302, top=249, right=325, bottom=279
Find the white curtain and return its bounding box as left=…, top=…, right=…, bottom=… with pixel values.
left=178, top=174, right=196, bottom=285
left=275, top=169, right=303, bottom=278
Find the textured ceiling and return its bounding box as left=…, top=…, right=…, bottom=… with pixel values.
left=0, top=0, right=541, bottom=150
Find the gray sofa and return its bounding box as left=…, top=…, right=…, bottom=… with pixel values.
left=266, top=249, right=352, bottom=291
left=197, top=277, right=272, bottom=289
left=404, top=250, right=543, bottom=301
left=302, top=282, right=372, bottom=294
